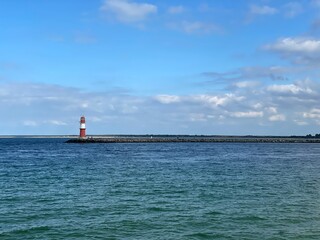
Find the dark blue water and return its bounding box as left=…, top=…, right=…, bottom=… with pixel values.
left=1, top=139, right=320, bottom=239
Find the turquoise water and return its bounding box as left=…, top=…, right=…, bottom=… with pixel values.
left=1, top=139, right=320, bottom=239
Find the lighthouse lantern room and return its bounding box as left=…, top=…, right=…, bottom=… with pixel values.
left=79, top=116, right=86, bottom=138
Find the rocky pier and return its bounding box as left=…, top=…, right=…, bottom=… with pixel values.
left=65, top=136, right=320, bottom=143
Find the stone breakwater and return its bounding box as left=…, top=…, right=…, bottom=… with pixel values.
left=65, top=136, right=320, bottom=143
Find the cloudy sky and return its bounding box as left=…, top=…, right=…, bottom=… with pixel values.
left=1, top=0, right=320, bottom=135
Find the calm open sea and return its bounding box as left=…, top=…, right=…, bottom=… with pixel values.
left=1, top=138, right=320, bottom=239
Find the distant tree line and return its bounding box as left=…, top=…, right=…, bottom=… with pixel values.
left=305, top=134, right=320, bottom=138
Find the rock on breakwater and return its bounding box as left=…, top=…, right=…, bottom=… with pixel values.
left=65, top=136, right=320, bottom=143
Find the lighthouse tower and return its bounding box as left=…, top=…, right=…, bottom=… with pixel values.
left=79, top=116, right=86, bottom=139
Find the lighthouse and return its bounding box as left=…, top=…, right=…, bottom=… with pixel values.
left=79, top=116, right=86, bottom=139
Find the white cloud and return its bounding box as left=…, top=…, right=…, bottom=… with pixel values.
left=120, top=103, right=138, bottom=113
left=230, top=111, right=264, bottom=118
left=265, top=38, right=320, bottom=53
left=81, top=102, right=89, bottom=108
left=2, top=79, right=320, bottom=135
left=189, top=113, right=207, bottom=122
left=192, top=94, right=245, bottom=107
left=154, top=95, right=180, bottom=104
left=269, top=114, right=286, bottom=122
left=294, top=120, right=308, bottom=126
left=267, top=84, right=314, bottom=95
left=266, top=107, right=278, bottom=114
left=47, top=120, right=67, bottom=126
left=250, top=5, right=278, bottom=15
left=264, top=37, right=320, bottom=64
left=233, top=81, right=260, bottom=88
left=168, top=6, right=185, bottom=14
left=303, top=108, right=320, bottom=119
left=100, top=0, right=157, bottom=23
left=253, top=103, right=263, bottom=109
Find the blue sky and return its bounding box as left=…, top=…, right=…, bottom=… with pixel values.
left=2, top=0, right=320, bottom=135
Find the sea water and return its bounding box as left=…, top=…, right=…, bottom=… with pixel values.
left=1, top=138, right=320, bottom=239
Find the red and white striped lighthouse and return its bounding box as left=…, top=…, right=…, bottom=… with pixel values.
left=79, top=116, right=86, bottom=138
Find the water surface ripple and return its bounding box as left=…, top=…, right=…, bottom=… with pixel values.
left=1, top=139, right=320, bottom=239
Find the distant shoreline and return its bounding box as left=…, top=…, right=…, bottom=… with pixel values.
left=0, top=135, right=76, bottom=139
